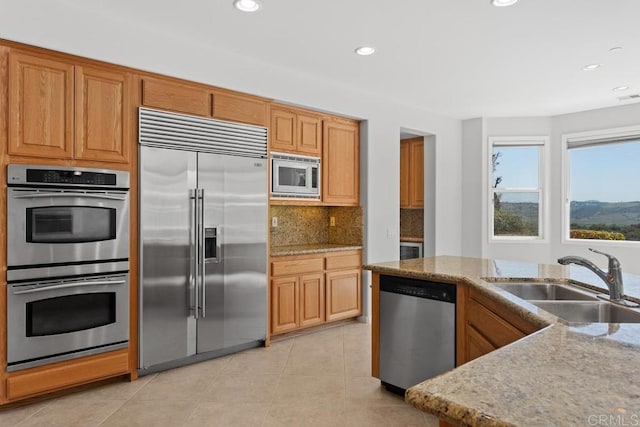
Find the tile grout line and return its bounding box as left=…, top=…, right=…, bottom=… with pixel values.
left=262, top=335, right=294, bottom=427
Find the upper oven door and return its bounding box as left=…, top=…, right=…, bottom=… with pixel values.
left=7, top=188, right=130, bottom=268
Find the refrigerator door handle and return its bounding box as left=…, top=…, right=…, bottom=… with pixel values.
left=198, top=188, right=206, bottom=318
left=190, top=189, right=199, bottom=320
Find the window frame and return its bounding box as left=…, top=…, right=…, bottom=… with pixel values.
left=488, top=136, right=549, bottom=243
left=562, top=125, right=640, bottom=246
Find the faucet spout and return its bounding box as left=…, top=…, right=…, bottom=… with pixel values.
left=557, top=248, right=625, bottom=302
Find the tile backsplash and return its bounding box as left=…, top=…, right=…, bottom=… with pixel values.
left=400, top=208, right=424, bottom=238
left=270, top=205, right=363, bottom=247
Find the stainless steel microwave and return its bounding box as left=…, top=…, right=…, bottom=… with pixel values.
left=271, top=152, right=320, bottom=198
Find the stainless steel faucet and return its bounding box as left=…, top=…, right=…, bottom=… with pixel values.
left=558, top=248, right=625, bottom=302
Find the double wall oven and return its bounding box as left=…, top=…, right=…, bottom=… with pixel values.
left=6, top=165, right=130, bottom=371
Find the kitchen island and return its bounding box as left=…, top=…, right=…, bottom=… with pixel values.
left=364, top=256, right=640, bottom=427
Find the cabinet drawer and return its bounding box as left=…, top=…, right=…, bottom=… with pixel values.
left=271, top=257, right=323, bottom=277
left=325, top=253, right=361, bottom=271
left=467, top=298, right=524, bottom=348
left=142, top=77, right=212, bottom=117
left=6, top=350, right=129, bottom=401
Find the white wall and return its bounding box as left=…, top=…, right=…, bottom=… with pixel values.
left=0, top=2, right=463, bottom=318
left=463, top=105, right=640, bottom=274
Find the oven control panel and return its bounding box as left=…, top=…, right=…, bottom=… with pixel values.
left=7, top=164, right=129, bottom=189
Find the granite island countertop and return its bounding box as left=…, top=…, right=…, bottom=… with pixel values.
left=271, top=243, right=363, bottom=257
left=364, top=256, right=640, bottom=427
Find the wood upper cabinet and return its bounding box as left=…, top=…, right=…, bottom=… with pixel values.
left=9, top=52, right=74, bottom=159
left=322, top=119, right=360, bottom=206
left=141, top=76, right=212, bottom=117
left=212, top=90, right=268, bottom=126
left=75, top=65, right=131, bottom=163
left=400, top=137, right=424, bottom=208
left=326, top=268, right=361, bottom=322
left=400, top=142, right=410, bottom=207
left=270, top=106, right=322, bottom=156
left=8, top=50, right=132, bottom=163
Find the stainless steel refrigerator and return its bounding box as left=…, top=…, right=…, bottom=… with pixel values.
left=138, top=107, right=267, bottom=374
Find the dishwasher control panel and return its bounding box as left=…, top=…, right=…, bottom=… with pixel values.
left=380, top=275, right=456, bottom=303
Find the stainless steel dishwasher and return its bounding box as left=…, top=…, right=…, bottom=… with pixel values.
left=379, top=274, right=456, bottom=393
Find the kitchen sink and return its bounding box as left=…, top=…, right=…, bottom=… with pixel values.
left=492, top=282, right=599, bottom=301
left=531, top=301, right=640, bottom=323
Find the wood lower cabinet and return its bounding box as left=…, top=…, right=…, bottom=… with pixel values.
left=299, top=273, right=325, bottom=328
left=271, top=276, right=300, bottom=334
left=270, top=250, right=361, bottom=336
left=5, top=349, right=129, bottom=402
left=8, top=51, right=74, bottom=159
left=270, top=257, right=325, bottom=335
left=400, top=137, right=424, bottom=208
left=326, top=269, right=361, bottom=321
left=75, top=65, right=132, bottom=163
left=458, top=286, right=541, bottom=364
left=323, top=119, right=359, bottom=206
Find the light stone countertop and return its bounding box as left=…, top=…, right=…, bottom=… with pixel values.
left=270, top=243, right=363, bottom=257
left=363, top=256, right=640, bottom=427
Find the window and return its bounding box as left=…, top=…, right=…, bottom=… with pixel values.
left=565, top=130, right=640, bottom=242
left=489, top=137, right=546, bottom=240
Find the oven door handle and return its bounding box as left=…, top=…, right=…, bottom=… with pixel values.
left=12, top=192, right=127, bottom=201
left=12, top=280, right=126, bottom=295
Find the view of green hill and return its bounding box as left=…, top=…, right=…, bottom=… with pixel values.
left=496, top=200, right=640, bottom=241
left=570, top=201, right=640, bottom=226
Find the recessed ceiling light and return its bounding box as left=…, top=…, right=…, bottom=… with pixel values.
left=582, top=64, right=602, bottom=71
left=613, top=86, right=630, bottom=92
left=491, top=0, right=519, bottom=6
left=355, top=46, right=376, bottom=56
left=234, top=0, right=260, bottom=12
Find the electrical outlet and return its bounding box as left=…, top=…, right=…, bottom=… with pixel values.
left=271, top=216, right=278, bottom=227
left=330, top=217, right=336, bottom=227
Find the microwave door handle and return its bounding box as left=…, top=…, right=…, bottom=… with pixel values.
left=13, top=280, right=126, bottom=295
left=12, top=192, right=127, bottom=201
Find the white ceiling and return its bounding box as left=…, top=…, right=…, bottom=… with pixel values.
left=8, top=0, right=640, bottom=119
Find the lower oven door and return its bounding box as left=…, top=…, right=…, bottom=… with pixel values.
left=7, top=273, right=129, bottom=371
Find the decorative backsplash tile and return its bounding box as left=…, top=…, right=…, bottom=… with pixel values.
left=328, top=206, right=363, bottom=245
left=400, top=208, right=424, bottom=238
left=270, top=205, right=363, bottom=247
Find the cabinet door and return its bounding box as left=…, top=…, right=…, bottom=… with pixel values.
left=466, top=324, right=496, bottom=362
left=322, top=120, right=360, bottom=205
left=400, top=141, right=410, bottom=207
left=8, top=52, right=73, bottom=159
left=271, top=276, right=299, bottom=335
left=212, top=90, right=267, bottom=126
left=270, top=108, right=296, bottom=152
left=75, top=66, right=131, bottom=163
left=141, top=77, right=212, bottom=117
left=326, top=269, right=361, bottom=322
left=409, top=140, right=424, bottom=207
left=299, top=273, right=325, bottom=328
left=296, top=113, right=322, bottom=156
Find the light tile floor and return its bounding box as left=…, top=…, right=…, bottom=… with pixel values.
left=0, top=322, right=438, bottom=426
